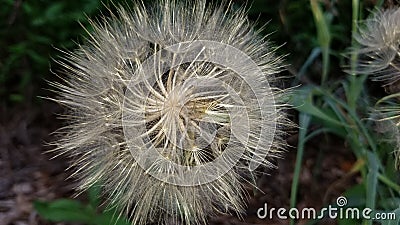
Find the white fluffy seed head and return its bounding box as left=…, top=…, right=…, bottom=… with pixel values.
left=49, top=0, right=289, bottom=224
left=353, top=7, right=400, bottom=85
left=353, top=7, right=400, bottom=170
left=370, top=110, right=400, bottom=170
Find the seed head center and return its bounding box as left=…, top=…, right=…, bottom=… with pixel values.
left=163, top=91, right=185, bottom=115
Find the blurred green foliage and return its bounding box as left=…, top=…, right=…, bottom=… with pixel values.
left=34, top=184, right=130, bottom=225
left=0, top=0, right=374, bottom=103
left=0, top=0, right=107, bottom=103
left=244, top=1, right=400, bottom=225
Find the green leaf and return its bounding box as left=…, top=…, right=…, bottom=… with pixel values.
left=290, top=86, right=347, bottom=127
left=343, top=75, right=367, bottom=110
left=94, top=208, right=131, bottom=225
left=344, top=183, right=366, bottom=207
left=34, top=199, right=95, bottom=224
left=379, top=198, right=400, bottom=210
left=310, top=0, right=331, bottom=84
left=88, top=184, right=102, bottom=208
left=290, top=113, right=311, bottom=225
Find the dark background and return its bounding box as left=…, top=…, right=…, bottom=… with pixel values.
left=1, top=0, right=399, bottom=225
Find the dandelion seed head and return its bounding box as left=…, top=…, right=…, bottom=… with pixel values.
left=355, top=8, right=400, bottom=50
left=50, top=0, right=289, bottom=224
left=353, top=7, right=400, bottom=169
left=353, top=7, right=400, bottom=84
left=371, top=109, right=400, bottom=170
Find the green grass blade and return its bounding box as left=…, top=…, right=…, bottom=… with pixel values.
left=290, top=113, right=312, bottom=225
left=310, top=0, right=331, bottom=84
